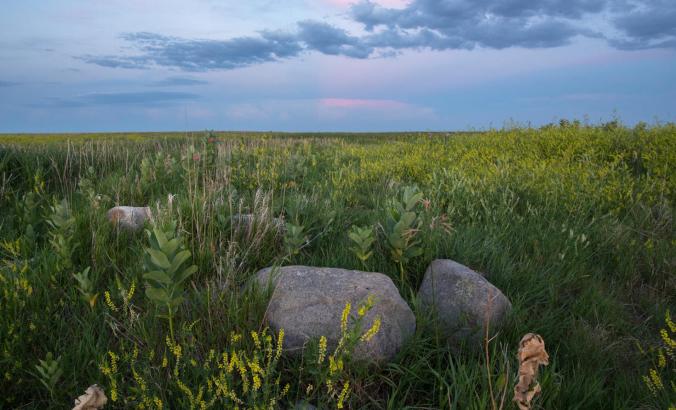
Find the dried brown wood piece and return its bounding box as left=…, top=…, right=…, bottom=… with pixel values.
left=513, top=333, right=549, bottom=410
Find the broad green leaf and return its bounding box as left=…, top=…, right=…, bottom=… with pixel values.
left=153, top=227, right=168, bottom=251
left=145, top=286, right=171, bottom=304
left=143, top=270, right=172, bottom=284
left=162, top=238, right=181, bottom=257
left=175, top=264, right=197, bottom=285
left=147, top=248, right=171, bottom=269
left=167, top=250, right=191, bottom=275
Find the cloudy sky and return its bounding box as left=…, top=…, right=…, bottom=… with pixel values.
left=1, top=0, right=675, bottom=132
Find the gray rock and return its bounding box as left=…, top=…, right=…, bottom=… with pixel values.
left=254, top=266, right=415, bottom=362
left=106, top=206, right=151, bottom=231
left=293, top=401, right=317, bottom=410
left=418, top=259, right=511, bottom=346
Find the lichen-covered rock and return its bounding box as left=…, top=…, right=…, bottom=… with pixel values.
left=418, top=259, right=511, bottom=346
left=106, top=206, right=151, bottom=231
left=253, top=266, right=416, bottom=362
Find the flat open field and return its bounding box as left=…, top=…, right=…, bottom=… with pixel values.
left=1, top=125, right=674, bottom=409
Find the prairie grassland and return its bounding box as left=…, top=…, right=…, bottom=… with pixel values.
left=0, top=124, right=674, bottom=409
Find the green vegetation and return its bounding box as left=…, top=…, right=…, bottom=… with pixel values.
left=0, top=124, right=674, bottom=408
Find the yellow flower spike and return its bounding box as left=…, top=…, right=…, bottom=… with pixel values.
left=649, top=368, right=663, bottom=390
left=108, top=351, right=119, bottom=373
left=126, top=280, right=136, bottom=303
left=657, top=350, right=666, bottom=368
left=337, top=381, right=350, bottom=409
left=661, top=329, right=676, bottom=349
left=341, top=302, right=351, bottom=335
left=251, top=331, right=261, bottom=350
left=666, top=310, right=676, bottom=333
left=104, top=291, right=118, bottom=312
left=317, top=336, right=328, bottom=364
left=228, top=352, right=238, bottom=373
left=275, top=329, right=284, bottom=360
left=360, top=317, right=381, bottom=342
left=253, top=374, right=262, bottom=391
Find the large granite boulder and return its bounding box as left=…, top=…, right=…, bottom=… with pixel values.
left=253, top=266, right=416, bottom=362
left=106, top=206, right=151, bottom=232
left=418, top=259, right=512, bottom=346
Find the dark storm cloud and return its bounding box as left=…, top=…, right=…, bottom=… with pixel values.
left=79, top=31, right=304, bottom=71
left=353, top=0, right=675, bottom=51
left=79, top=0, right=676, bottom=72
left=352, top=0, right=594, bottom=50
left=297, top=20, right=373, bottom=58
left=610, top=0, right=676, bottom=49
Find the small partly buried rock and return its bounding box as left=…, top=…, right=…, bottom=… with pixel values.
left=293, top=401, right=317, bottom=410
left=253, top=266, right=416, bottom=362
left=107, top=206, right=151, bottom=231
left=418, top=259, right=512, bottom=346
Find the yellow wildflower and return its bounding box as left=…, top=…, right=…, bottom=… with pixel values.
left=251, top=331, right=261, bottom=349
left=253, top=374, right=262, bottom=391
left=360, top=317, right=381, bottom=342
left=317, top=336, right=327, bottom=364
left=341, top=303, right=351, bottom=335
left=104, top=291, right=117, bottom=312
left=275, top=329, right=284, bottom=360
left=337, top=381, right=350, bottom=409
left=649, top=369, right=663, bottom=390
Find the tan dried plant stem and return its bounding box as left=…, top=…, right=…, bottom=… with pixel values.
left=513, top=333, right=549, bottom=410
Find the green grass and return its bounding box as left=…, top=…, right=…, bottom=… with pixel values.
left=0, top=124, right=674, bottom=409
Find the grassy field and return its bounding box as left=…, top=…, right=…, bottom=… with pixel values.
left=0, top=124, right=674, bottom=409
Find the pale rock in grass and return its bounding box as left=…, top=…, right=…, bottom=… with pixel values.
left=106, top=206, right=151, bottom=232
left=293, top=401, right=317, bottom=410
left=253, top=266, right=416, bottom=363
left=418, top=259, right=511, bottom=347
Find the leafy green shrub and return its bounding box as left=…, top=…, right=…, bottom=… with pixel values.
left=382, top=186, right=424, bottom=283
left=143, top=222, right=197, bottom=341
left=33, top=352, right=62, bottom=400
left=283, top=222, right=306, bottom=258
left=73, top=266, right=98, bottom=310
left=47, top=198, right=78, bottom=272
left=347, top=225, right=375, bottom=268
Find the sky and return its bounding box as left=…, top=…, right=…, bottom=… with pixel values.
left=0, top=0, right=675, bottom=132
